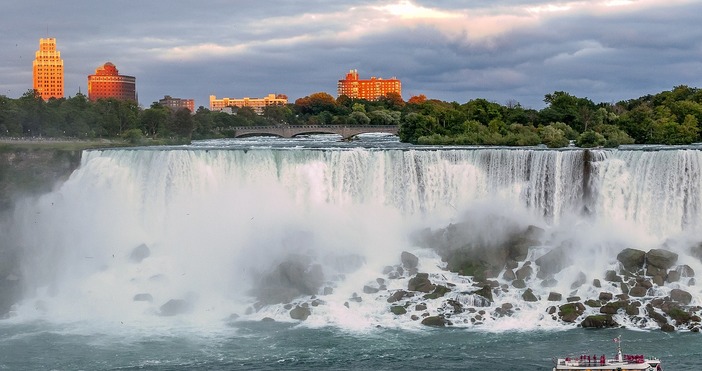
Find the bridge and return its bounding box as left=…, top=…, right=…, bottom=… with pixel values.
left=232, top=125, right=399, bottom=140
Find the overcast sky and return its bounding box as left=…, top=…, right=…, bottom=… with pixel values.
left=1, top=0, right=701, bottom=109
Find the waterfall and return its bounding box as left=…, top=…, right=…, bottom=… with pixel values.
left=4, top=147, right=702, bottom=329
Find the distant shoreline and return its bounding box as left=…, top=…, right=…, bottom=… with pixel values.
left=0, top=137, right=124, bottom=150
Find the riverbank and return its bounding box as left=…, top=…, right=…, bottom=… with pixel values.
left=0, top=137, right=128, bottom=151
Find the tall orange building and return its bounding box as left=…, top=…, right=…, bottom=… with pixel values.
left=337, top=69, right=401, bottom=100
left=87, top=62, right=137, bottom=102
left=33, top=38, right=64, bottom=100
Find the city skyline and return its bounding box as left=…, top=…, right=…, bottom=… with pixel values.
left=1, top=1, right=701, bottom=109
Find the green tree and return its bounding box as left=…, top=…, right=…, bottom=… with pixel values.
left=576, top=130, right=606, bottom=148
left=399, top=113, right=438, bottom=144
left=538, top=125, right=569, bottom=148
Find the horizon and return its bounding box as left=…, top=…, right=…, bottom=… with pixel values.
left=1, top=1, right=701, bottom=110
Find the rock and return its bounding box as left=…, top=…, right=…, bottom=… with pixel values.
left=585, top=299, right=601, bottom=307
left=548, top=292, right=562, bottom=301
left=363, top=285, right=380, bottom=294
left=129, top=243, right=151, bottom=263
left=570, top=272, right=587, bottom=289
left=593, top=279, right=601, bottom=288
left=515, top=265, right=533, bottom=281
left=647, top=249, right=678, bottom=270
left=415, top=304, right=427, bottom=311
left=670, top=289, right=692, bottom=305
left=502, top=269, right=516, bottom=281
left=261, top=317, right=275, bottom=322
left=473, top=286, right=493, bottom=302
left=423, top=285, right=451, bottom=300
left=522, top=288, right=538, bottom=302
left=290, top=305, right=311, bottom=320
left=599, top=292, right=613, bottom=301
left=629, top=286, right=648, bottom=297
left=512, top=279, right=526, bottom=289
left=581, top=315, right=618, bottom=328
left=567, top=296, right=581, bottom=302
left=323, top=287, right=334, bottom=295
left=646, top=265, right=666, bottom=277
left=676, top=264, right=695, bottom=278
left=666, top=271, right=681, bottom=283
left=254, top=254, right=325, bottom=305
left=387, top=290, right=407, bottom=303
left=421, top=315, right=448, bottom=327
left=558, top=303, right=584, bottom=323
left=652, top=275, right=665, bottom=286
left=400, top=251, right=419, bottom=269
left=390, top=306, right=407, bottom=315
left=133, top=293, right=153, bottom=302
left=600, top=301, right=627, bottom=315
left=616, top=248, right=646, bottom=272
left=408, top=273, right=435, bottom=293
left=604, top=270, right=622, bottom=282
left=660, top=323, right=676, bottom=332
left=535, top=244, right=574, bottom=278
left=159, top=299, right=192, bottom=316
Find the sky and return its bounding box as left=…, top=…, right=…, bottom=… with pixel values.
left=1, top=0, right=701, bottom=109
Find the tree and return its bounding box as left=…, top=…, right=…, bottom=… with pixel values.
left=398, top=113, right=438, bottom=144
left=140, top=104, right=169, bottom=138
left=576, top=130, right=606, bottom=148
left=167, top=108, right=194, bottom=139
left=538, top=125, right=569, bottom=148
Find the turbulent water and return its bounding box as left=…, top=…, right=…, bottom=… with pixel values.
left=2, top=134, right=702, bottom=369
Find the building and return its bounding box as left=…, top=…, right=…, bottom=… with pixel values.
left=337, top=69, right=401, bottom=101
left=87, top=62, right=137, bottom=102
left=209, top=94, right=288, bottom=114
left=159, top=95, right=195, bottom=112
left=33, top=38, right=64, bottom=100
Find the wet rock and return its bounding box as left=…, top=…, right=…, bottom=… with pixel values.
left=522, top=288, right=538, bottom=302
left=421, top=315, right=449, bottom=327
left=570, top=272, right=587, bottom=289
left=604, top=270, right=622, bottom=282
left=387, top=290, right=408, bottom=303
left=593, top=279, right=601, bottom=288
left=670, top=289, right=692, bottom=305
left=629, top=286, right=647, bottom=297
left=512, top=279, right=526, bottom=289
left=652, top=275, right=665, bottom=286
left=676, top=264, right=695, bottom=278
left=401, top=251, right=419, bottom=269
left=133, top=293, right=153, bottom=302
left=473, top=286, right=493, bottom=302
left=599, top=292, right=613, bottom=301
left=515, top=265, right=533, bottom=281
left=581, top=314, right=618, bottom=328
left=129, top=243, right=151, bottom=263
left=502, top=269, right=516, bottom=281
left=363, top=285, right=380, bottom=294
left=600, top=301, right=627, bottom=315
left=423, top=285, right=451, bottom=300
left=290, top=305, right=311, bottom=320
left=558, top=303, right=584, bottom=323
left=254, top=254, right=325, bottom=305
left=261, top=317, right=275, bottom=322
left=390, top=306, right=407, bottom=315
left=647, top=249, right=678, bottom=270
left=548, top=292, right=562, bottom=301
left=535, top=244, right=574, bottom=278
left=159, top=299, right=192, bottom=316
left=616, top=248, right=646, bottom=272
left=567, top=296, right=581, bottom=303
left=541, top=278, right=558, bottom=287
left=585, top=299, right=601, bottom=307
left=323, top=287, right=334, bottom=295
left=666, top=271, right=681, bottom=283
left=408, top=273, right=435, bottom=293
left=660, top=323, right=676, bottom=332
left=415, top=303, right=427, bottom=311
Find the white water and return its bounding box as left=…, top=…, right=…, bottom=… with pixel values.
left=6, top=146, right=702, bottom=332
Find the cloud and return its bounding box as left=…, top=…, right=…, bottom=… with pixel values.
left=1, top=0, right=701, bottom=109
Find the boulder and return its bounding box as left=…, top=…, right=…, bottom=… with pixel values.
left=593, top=279, right=601, bottom=288
left=604, top=270, right=622, bottom=282
left=423, top=285, right=451, bottom=300
left=387, top=290, right=407, bottom=303
left=599, top=292, right=613, bottom=301
left=676, top=265, right=695, bottom=278
left=507, top=225, right=544, bottom=261
left=502, top=269, right=516, bottom=281
left=647, top=249, right=678, bottom=270
left=400, top=251, right=419, bottom=269
left=473, top=286, right=493, bottom=302
left=421, top=315, right=449, bottom=327
left=129, top=243, right=151, bottom=263
left=159, top=299, right=192, bottom=316
left=290, top=305, right=311, bottom=320
left=512, top=279, right=526, bottom=289
left=666, top=271, right=680, bottom=283
left=390, top=306, right=407, bottom=315
left=548, top=292, right=562, bottom=301
left=616, top=248, right=646, bottom=272
left=558, top=303, right=584, bottom=323
left=581, top=315, right=618, bottom=328
left=670, top=289, right=692, bottom=305
left=535, top=244, right=574, bottom=278
left=522, top=288, right=538, bottom=302
left=363, top=285, right=380, bottom=294
left=515, top=265, right=533, bottom=281
left=629, top=286, right=647, bottom=297
left=408, top=273, right=435, bottom=293
left=600, top=301, right=627, bottom=315
left=254, top=255, right=325, bottom=304
left=570, top=272, right=587, bottom=289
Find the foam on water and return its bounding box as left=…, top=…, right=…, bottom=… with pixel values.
left=4, top=146, right=702, bottom=332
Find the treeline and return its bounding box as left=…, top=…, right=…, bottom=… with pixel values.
left=2, top=86, right=702, bottom=147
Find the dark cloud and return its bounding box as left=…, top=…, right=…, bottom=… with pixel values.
left=1, top=1, right=701, bottom=109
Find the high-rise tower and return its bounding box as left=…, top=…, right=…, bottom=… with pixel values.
left=87, top=62, right=137, bottom=102
left=33, top=38, right=64, bottom=100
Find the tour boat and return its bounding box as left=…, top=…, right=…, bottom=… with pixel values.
left=553, top=336, right=662, bottom=371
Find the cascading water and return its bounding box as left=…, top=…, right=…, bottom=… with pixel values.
left=3, top=145, right=702, bottom=332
